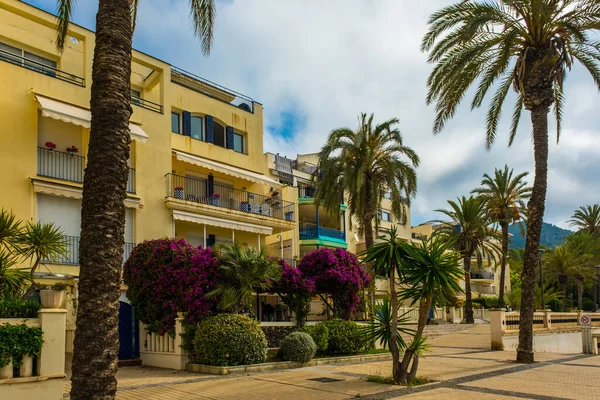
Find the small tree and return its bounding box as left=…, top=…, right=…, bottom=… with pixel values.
left=271, top=260, right=315, bottom=327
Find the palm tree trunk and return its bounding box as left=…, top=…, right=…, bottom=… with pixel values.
left=363, top=208, right=376, bottom=320
left=562, top=283, right=568, bottom=312
left=22, top=257, right=41, bottom=300
left=70, top=1, right=133, bottom=399
left=388, top=267, right=400, bottom=383
left=517, top=105, right=549, bottom=364
left=464, top=255, right=474, bottom=324
left=397, top=296, right=431, bottom=385
left=498, top=222, right=509, bottom=308
left=577, top=281, right=583, bottom=310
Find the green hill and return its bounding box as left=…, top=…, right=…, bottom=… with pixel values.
left=508, top=222, right=573, bottom=249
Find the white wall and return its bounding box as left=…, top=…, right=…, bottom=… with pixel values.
left=502, top=331, right=583, bottom=354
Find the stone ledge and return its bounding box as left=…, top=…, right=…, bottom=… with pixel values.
left=0, top=374, right=64, bottom=385
left=187, top=353, right=392, bottom=375
left=503, top=327, right=584, bottom=337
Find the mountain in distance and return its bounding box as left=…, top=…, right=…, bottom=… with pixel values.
left=508, top=222, right=573, bottom=249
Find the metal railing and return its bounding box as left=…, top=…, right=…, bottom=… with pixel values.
left=131, top=94, right=163, bottom=114
left=166, top=173, right=295, bottom=222
left=0, top=48, right=85, bottom=86
left=38, top=147, right=85, bottom=183
left=299, top=223, right=345, bottom=241
left=298, top=186, right=316, bottom=199
left=470, top=271, right=495, bottom=280
left=171, top=66, right=254, bottom=113
left=43, top=236, right=134, bottom=265
left=127, top=167, right=136, bottom=194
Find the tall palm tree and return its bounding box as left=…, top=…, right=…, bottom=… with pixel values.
left=422, top=0, right=600, bottom=364
left=435, top=196, right=500, bottom=324
left=564, top=232, right=600, bottom=309
left=54, top=1, right=215, bottom=398
left=315, top=113, right=419, bottom=315
left=543, top=243, right=591, bottom=311
left=472, top=165, right=531, bottom=307
left=569, top=205, right=600, bottom=236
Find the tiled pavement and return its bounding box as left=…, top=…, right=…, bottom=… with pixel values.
left=63, top=325, right=600, bottom=399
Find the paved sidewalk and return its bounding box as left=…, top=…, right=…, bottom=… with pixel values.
left=63, top=324, right=600, bottom=399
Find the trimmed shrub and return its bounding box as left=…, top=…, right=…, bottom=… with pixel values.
left=0, top=299, right=41, bottom=318
left=582, top=298, right=595, bottom=312
left=299, top=324, right=329, bottom=353
left=279, top=332, right=316, bottom=363
left=262, top=326, right=296, bottom=348
left=321, top=319, right=364, bottom=355
left=193, top=314, right=268, bottom=366
left=472, top=296, right=500, bottom=309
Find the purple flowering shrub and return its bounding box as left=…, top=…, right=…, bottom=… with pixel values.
left=123, top=238, right=220, bottom=335
left=271, top=260, right=315, bottom=326
left=298, top=248, right=370, bottom=320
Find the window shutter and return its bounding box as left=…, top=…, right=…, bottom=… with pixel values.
left=206, top=115, right=214, bottom=143
left=182, top=111, right=191, bottom=137
left=226, top=126, right=234, bottom=150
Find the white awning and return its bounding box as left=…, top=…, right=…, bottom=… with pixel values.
left=31, top=179, right=141, bottom=209
left=35, top=94, right=149, bottom=143
left=173, top=150, right=281, bottom=188
left=172, top=210, right=273, bottom=235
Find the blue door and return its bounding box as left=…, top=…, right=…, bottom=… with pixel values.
left=118, top=301, right=140, bottom=360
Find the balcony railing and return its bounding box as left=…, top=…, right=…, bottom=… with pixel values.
left=43, top=235, right=135, bottom=265
left=299, top=223, right=345, bottom=241
left=131, top=94, right=163, bottom=114
left=127, top=167, right=136, bottom=194
left=471, top=271, right=495, bottom=280
left=0, top=48, right=85, bottom=86
left=298, top=186, right=316, bottom=199
left=38, top=147, right=85, bottom=183
left=166, top=173, right=295, bottom=222
left=171, top=66, right=254, bottom=113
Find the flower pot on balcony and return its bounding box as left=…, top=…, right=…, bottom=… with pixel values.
left=40, top=289, right=66, bottom=309
left=285, top=211, right=294, bottom=221
left=174, top=188, right=184, bottom=200
left=0, top=362, right=12, bottom=379
left=211, top=197, right=220, bottom=206
left=240, top=202, right=250, bottom=212
left=18, top=356, right=33, bottom=378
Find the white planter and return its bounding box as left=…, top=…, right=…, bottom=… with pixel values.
left=18, top=356, right=33, bottom=377
left=0, top=362, right=13, bottom=379
left=40, top=289, right=66, bottom=309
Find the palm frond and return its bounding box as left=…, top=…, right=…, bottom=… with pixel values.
left=55, top=0, right=75, bottom=52
left=190, top=0, right=216, bottom=55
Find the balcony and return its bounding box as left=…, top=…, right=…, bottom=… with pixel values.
left=298, top=186, right=316, bottom=199
left=0, top=48, right=85, bottom=86
left=165, top=173, right=295, bottom=222
left=44, top=235, right=134, bottom=265
left=299, top=223, right=345, bottom=241
left=37, top=147, right=136, bottom=193
left=470, top=271, right=495, bottom=281
left=131, top=93, right=163, bottom=114
left=171, top=66, right=254, bottom=113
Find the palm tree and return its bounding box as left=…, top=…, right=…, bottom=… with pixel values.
left=208, top=244, right=282, bottom=314
left=435, top=196, right=500, bottom=324
left=569, top=205, right=600, bottom=236
left=396, top=238, right=462, bottom=384
left=54, top=1, right=216, bottom=398
left=423, top=0, right=600, bottom=364
left=0, top=252, right=29, bottom=300
left=563, top=232, right=600, bottom=309
left=315, top=113, right=419, bottom=315
left=472, top=165, right=531, bottom=307
left=544, top=245, right=588, bottom=311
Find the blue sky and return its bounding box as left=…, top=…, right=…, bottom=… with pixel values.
left=23, top=0, right=600, bottom=229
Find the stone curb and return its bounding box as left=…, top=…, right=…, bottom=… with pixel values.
left=186, top=352, right=392, bottom=375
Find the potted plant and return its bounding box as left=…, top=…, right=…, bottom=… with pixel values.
left=39, top=282, right=68, bottom=309
left=44, top=141, right=57, bottom=152
left=66, top=145, right=79, bottom=156
left=211, top=193, right=220, bottom=206
left=0, top=343, right=11, bottom=379
left=174, top=186, right=184, bottom=199
left=240, top=201, right=250, bottom=213
left=12, top=323, right=43, bottom=378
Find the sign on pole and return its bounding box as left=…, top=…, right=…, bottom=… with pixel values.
left=580, top=315, right=592, bottom=326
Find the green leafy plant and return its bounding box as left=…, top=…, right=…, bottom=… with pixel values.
left=321, top=319, right=365, bottom=355
left=0, top=299, right=41, bottom=318
left=278, top=332, right=317, bottom=363
left=0, top=322, right=44, bottom=368
left=360, top=298, right=414, bottom=350
left=193, top=314, right=267, bottom=366
left=299, top=324, right=329, bottom=353
left=51, top=282, right=69, bottom=291
left=262, top=326, right=296, bottom=348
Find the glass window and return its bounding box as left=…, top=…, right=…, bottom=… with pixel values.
left=384, top=190, right=392, bottom=199
left=191, top=116, right=203, bottom=140
left=0, top=42, right=20, bottom=58
left=213, top=122, right=225, bottom=147
left=131, top=89, right=141, bottom=106
left=381, top=210, right=392, bottom=222
left=24, top=51, right=56, bottom=69
left=171, top=112, right=180, bottom=134
left=233, top=133, right=244, bottom=153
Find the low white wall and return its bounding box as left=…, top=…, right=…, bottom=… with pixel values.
left=502, top=330, right=583, bottom=354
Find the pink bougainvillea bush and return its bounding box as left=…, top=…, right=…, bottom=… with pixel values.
left=123, top=238, right=220, bottom=335
left=271, top=260, right=316, bottom=326
left=298, top=248, right=370, bottom=320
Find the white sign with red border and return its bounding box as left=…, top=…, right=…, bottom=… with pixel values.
left=580, top=315, right=592, bottom=326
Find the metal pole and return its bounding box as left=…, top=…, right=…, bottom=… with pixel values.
left=539, top=249, right=545, bottom=309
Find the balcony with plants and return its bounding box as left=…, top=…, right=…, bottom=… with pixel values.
left=298, top=205, right=346, bottom=247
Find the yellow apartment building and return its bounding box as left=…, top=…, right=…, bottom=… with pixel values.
left=411, top=223, right=510, bottom=297
left=0, top=0, right=296, bottom=294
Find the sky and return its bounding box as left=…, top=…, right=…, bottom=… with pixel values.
left=25, top=0, right=600, bottom=229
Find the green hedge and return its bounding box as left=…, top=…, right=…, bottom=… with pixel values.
left=193, top=314, right=267, bottom=366
left=278, top=332, right=316, bottom=362
left=261, top=326, right=296, bottom=348
left=298, top=324, right=328, bottom=353
left=472, top=297, right=500, bottom=309
left=320, top=319, right=365, bottom=355
left=0, top=299, right=41, bottom=318
left=0, top=323, right=44, bottom=368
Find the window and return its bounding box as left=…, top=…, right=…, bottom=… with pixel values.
left=233, top=133, right=244, bottom=153
left=213, top=121, right=225, bottom=147
left=380, top=210, right=392, bottom=222
left=191, top=116, right=203, bottom=140
left=131, top=89, right=141, bottom=106
left=171, top=112, right=180, bottom=134
left=384, top=190, right=392, bottom=199
left=0, top=42, right=56, bottom=77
